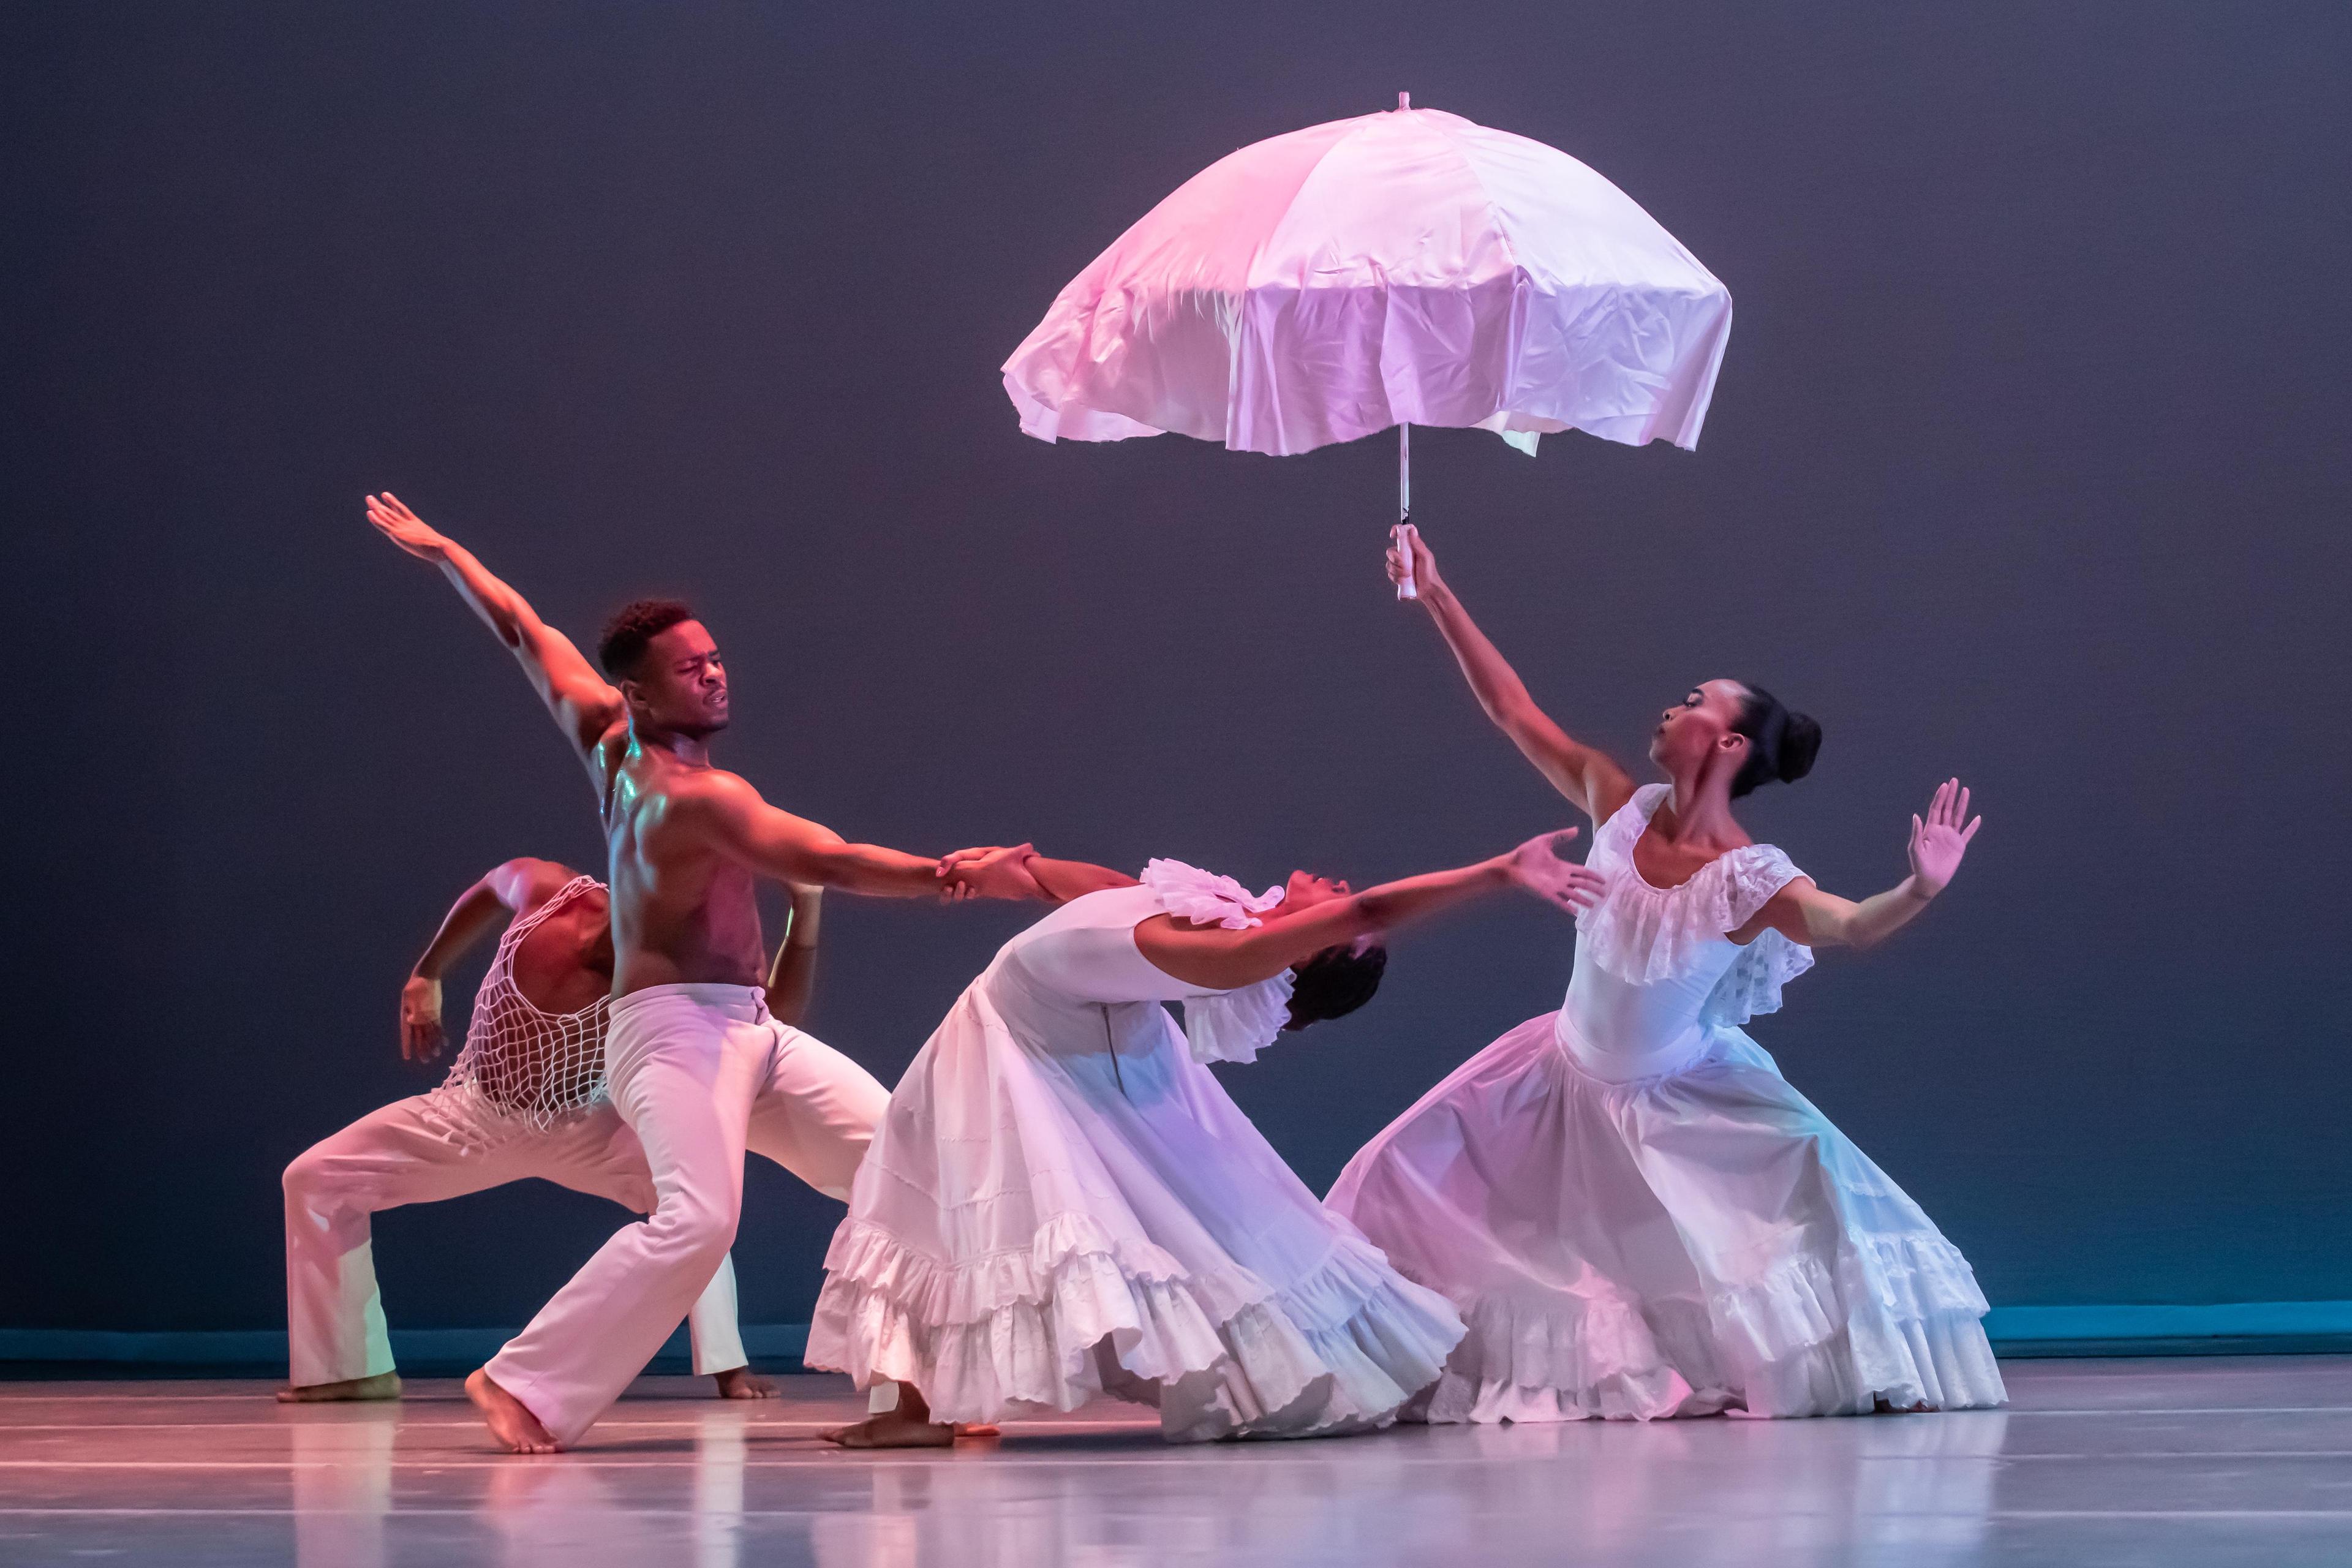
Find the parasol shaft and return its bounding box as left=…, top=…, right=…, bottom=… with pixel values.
left=1395, top=423, right=1417, bottom=599
left=1392, top=90, right=1420, bottom=602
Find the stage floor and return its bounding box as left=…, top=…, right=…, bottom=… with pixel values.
left=2, top=1357, right=2347, bottom=1566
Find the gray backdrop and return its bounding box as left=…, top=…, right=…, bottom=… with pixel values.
left=6, top=1, right=2347, bottom=1335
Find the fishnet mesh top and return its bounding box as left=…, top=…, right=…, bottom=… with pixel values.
left=434, top=876, right=611, bottom=1129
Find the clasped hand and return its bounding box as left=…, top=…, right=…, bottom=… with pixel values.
left=934, top=844, right=1042, bottom=901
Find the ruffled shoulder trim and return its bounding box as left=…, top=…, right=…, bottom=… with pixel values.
left=1702, top=930, right=1815, bottom=1027
left=1182, top=970, right=1298, bottom=1067
left=1585, top=784, right=1671, bottom=873
left=1714, top=843, right=1808, bottom=930
left=1575, top=799, right=1813, bottom=1005
left=1133, top=858, right=1296, bottom=1064
left=1140, top=859, right=1284, bottom=930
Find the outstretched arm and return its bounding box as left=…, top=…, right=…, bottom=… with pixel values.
left=1389, top=527, right=1635, bottom=823
left=685, top=772, right=1034, bottom=901
left=400, top=858, right=583, bottom=1062
left=366, top=493, right=624, bottom=780
left=1744, top=779, right=1983, bottom=951
left=1136, top=831, right=1605, bottom=991
left=763, top=885, right=825, bottom=1026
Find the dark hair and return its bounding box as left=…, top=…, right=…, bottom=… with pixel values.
left=1283, top=941, right=1388, bottom=1031
left=1729, top=684, right=1822, bottom=797
left=597, top=599, right=696, bottom=680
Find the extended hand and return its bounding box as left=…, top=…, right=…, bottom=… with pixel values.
left=937, top=843, right=1042, bottom=902
left=366, top=491, right=451, bottom=562
left=1503, top=829, right=1607, bottom=912
left=1386, top=524, right=1444, bottom=600
left=1908, top=778, right=1983, bottom=898
left=400, top=974, right=447, bottom=1063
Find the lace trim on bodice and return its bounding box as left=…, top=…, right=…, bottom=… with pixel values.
left=1137, top=859, right=1297, bottom=1065
left=1577, top=785, right=1815, bottom=1026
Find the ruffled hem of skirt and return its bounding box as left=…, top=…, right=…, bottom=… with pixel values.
left=1414, top=1231, right=2005, bottom=1423
left=1414, top=1289, right=1724, bottom=1424
left=1713, top=1230, right=2003, bottom=1413
left=804, top=1212, right=1464, bottom=1439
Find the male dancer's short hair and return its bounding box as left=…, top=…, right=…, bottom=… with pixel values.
left=597, top=599, right=696, bottom=679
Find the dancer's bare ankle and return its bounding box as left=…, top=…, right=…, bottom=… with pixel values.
left=712, top=1366, right=777, bottom=1400
left=277, top=1371, right=402, bottom=1403
left=824, top=1383, right=951, bottom=1447
left=820, top=1409, right=957, bottom=1449
left=466, top=1368, right=560, bottom=1453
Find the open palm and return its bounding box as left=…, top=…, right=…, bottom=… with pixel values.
left=365, top=491, right=449, bottom=562
left=1507, top=828, right=1608, bottom=913
left=1908, top=778, right=1983, bottom=897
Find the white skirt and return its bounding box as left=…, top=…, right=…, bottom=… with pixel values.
left=805, top=983, right=1464, bottom=1441
left=1327, top=1012, right=2006, bottom=1421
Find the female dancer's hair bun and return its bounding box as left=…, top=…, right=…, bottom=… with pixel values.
left=1776, top=711, right=1823, bottom=785
left=1284, top=941, right=1387, bottom=1031
left=1730, top=684, right=1822, bottom=797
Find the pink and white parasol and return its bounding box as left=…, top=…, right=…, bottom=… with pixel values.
left=1003, top=96, right=1733, bottom=594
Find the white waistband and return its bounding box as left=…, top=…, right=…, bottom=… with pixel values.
left=611, top=982, right=770, bottom=1021
left=1550, top=1009, right=1708, bottom=1086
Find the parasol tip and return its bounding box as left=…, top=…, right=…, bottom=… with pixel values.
left=1398, top=91, right=1410, bottom=110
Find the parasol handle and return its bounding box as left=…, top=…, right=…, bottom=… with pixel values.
left=1395, top=424, right=1417, bottom=600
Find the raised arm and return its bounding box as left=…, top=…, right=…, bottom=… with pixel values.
left=763, top=885, right=824, bottom=1026
left=1389, top=527, right=1635, bottom=823
left=1136, top=831, right=1604, bottom=991
left=399, top=858, right=582, bottom=1063
left=1744, top=779, right=1982, bottom=951
left=366, top=492, right=624, bottom=781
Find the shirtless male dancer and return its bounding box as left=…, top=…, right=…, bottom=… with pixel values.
left=366, top=492, right=1033, bottom=1452
left=281, top=859, right=826, bottom=1403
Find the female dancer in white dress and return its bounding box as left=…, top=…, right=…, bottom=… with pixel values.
left=805, top=833, right=1605, bottom=1446
left=1327, top=527, right=2005, bottom=1422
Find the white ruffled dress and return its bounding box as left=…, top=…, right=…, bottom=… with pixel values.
left=1327, top=785, right=2005, bottom=1421
left=804, top=864, right=1466, bottom=1440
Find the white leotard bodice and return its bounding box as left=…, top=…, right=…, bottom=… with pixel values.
left=985, top=878, right=1298, bottom=1067
left=1558, top=785, right=1814, bottom=1082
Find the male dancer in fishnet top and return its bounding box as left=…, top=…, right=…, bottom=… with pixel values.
left=366, top=493, right=1034, bottom=1451
left=281, top=859, right=823, bottom=1402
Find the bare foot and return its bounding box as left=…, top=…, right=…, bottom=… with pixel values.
left=466, top=1368, right=560, bottom=1453
left=954, top=1424, right=1000, bottom=1438
left=822, top=1409, right=957, bottom=1448
left=712, top=1366, right=777, bottom=1400
left=277, top=1371, right=402, bottom=1404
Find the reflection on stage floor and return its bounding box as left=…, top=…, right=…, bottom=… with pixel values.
left=2, top=1357, right=2349, bottom=1566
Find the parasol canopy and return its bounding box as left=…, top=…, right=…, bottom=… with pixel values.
left=1003, top=100, right=1733, bottom=461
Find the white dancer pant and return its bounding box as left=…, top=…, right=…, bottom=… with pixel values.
left=282, top=1091, right=746, bottom=1389
left=485, top=984, right=889, bottom=1446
